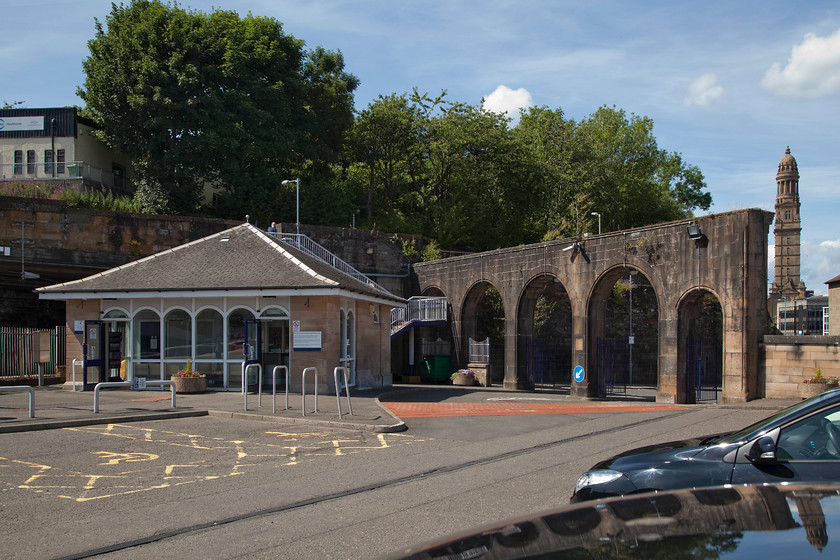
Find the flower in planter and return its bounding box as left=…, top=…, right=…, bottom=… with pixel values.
left=451, top=369, right=474, bottom=380
left=172, top=360, right=203, bottom=378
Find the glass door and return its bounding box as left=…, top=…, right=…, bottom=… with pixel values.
left=243, top=318, right=261, bottom=391
left=83, top=320, right=105, bottom=390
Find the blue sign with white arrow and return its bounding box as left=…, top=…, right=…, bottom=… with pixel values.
left=573, top=366, right=585, bottom=383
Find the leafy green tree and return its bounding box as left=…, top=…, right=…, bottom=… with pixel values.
left=516, top=105, right=711, bottom=242
left=78, top=0, right=357, bottom=220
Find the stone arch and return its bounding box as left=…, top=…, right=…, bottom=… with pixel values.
left=516, top=274, right=572, bottom=390
left=586, top=266, right=660, bottom=397
left=677, top=288, right=723, bottom=404
left=462, top=281, right=506, bottom=385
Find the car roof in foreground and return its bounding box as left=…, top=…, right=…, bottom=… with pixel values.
left=380, top=482, right=840, bottom=560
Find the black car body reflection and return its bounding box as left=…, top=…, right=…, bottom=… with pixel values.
left=571, top=388, right=840, bottom=502
left=381, top=483, right=840, bottom=559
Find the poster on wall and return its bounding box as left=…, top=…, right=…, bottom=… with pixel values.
left=293, top=331, right=322, bottom=351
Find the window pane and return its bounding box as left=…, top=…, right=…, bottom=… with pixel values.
left=164, top=309, right=191, bottom=358
left=196, top=309, right=224, bottom=359
left=133, top=310, right=160, bottom=360
left=227, top=309, right=254, bottom=358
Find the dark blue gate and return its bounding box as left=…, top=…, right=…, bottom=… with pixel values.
left=596, top=337, right=627, bottom=397
left=524, top=338, right=569, bottom=390
left=686, top=335, right=720, bottom=403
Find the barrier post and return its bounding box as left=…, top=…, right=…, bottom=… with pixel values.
left=145, top=380, right=176, bottom=408
left=271, top=366, right=288, bottom=414
left=2, top=386, right=35, bottom=418
left=301, top=367, right=318, bottom=416
left=72, top=358, right=82, bottom=391
left=241, top=363, right=262, bottom=411
left=333, top=367, right=353, bottom=419
left=93, top=381, right=131, bottom=413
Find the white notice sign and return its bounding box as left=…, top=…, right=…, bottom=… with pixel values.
left=294, top=331, right=322, bottom=351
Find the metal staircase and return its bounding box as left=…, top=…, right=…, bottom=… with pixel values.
left=390, top=296, right=448, bottom=337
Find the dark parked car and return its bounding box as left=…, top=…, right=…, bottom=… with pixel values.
left=383, top=483, right=840, bottom=559
left=571, top=388, right=840, bottom=503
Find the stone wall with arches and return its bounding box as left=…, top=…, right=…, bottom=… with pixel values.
left=413, top=209, right=773, bottom=403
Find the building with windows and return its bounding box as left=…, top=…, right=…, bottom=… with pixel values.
left=0, top=107, right=132, bottom=194
left=36, top=223, right=404, bottom=392
left=776, top=294, right=828, bottom=336
left=827, top=274, right=840, bottom=336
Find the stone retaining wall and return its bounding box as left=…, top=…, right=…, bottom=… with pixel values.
left=762, top=335, right=840, bottom=398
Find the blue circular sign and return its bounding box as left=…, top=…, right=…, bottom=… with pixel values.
left=573, top=365, right=585, bottom=383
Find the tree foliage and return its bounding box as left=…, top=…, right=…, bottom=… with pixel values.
left=76, top=1, right=710, bottom=252
left=78, top=0, right=357, bottom=220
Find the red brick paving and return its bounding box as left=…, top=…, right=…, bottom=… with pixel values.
left=381, top=401, right=686, bottom=418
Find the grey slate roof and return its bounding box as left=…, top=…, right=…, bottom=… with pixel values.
left=37, top=224, right=404, bottom=303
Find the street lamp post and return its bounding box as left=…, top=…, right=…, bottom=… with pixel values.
left=591, top=212, right=601, bottom=234
left=628, top=270, right=637, bottom=386
left=281, top=178, right=300, bottom=234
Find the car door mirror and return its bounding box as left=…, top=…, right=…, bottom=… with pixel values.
left=746, top=436, right=777, bottom=462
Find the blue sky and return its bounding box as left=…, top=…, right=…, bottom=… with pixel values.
left=3, top=0, right=839, bottom=294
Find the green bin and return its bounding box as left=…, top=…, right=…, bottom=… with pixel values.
left=423, top=356, right=451, bottom=383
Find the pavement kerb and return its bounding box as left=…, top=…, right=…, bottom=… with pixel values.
left=206, top=409, right=407, bottom=433
left=0, top=410, right=208, bottom=434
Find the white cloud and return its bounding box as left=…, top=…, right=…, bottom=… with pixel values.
left=761, top=27, right=840, bottom=98
left=771, top=239, right=840, bottom=296
left=482, top=85, right=534, bottom=119
left=683, top=73, right=724, bottom=107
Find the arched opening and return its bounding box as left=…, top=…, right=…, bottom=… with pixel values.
left=588, top=268, right=659, bottom=398
left=517, top=275, right=572, bottom=391
left=462, top=282, right=505, bottom=385
left=678, top=291, right=723, bottom=403
left=416, top=287, right=452, bottom=383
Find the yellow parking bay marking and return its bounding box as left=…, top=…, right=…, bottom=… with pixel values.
left=1, top=424, right=427, bottom=502
left=93, top=451, right=159, bottom=465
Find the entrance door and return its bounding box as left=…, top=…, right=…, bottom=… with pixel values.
left=243, top=318, right=261, bottom=391
left=340, top=310, right=356, bottom=387
left=83, top=320, right=106, bottom=390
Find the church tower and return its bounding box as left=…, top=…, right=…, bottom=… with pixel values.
left=771, top=147, right=806, bottom=300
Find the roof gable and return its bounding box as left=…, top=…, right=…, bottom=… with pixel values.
left=37, top=224, right=402, bottom=302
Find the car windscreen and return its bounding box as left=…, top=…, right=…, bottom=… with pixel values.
left=718, top=393, right=836, bottom=444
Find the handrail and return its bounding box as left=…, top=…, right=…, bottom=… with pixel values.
left=3, top=386, right=35, bottom=418
left=94, top=381, right=175, bottom=413
left=301, top=367, right=318, bottom=416
left=278, top=234, right=390, bottom=294
left=333, top=367, right=353, bottom=419
left=241, top=363, right=262, bottom=411
left=391, top=296, right=448, bottom=335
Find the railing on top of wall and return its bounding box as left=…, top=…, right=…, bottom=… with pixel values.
left=275, top=233, right=391, bottom=294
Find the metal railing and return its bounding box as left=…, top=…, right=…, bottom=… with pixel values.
left=93, top=380, right=176, bottom=413
left=0, top=326, right=66, bottom=380
left=1, top=386, right=35, bottom=418
left=469, top=337, right=490, bottom=364
left=276, top=233, right=390, bottom=294
left=391, top=296, right=448, bottom=335
left=0, top=161, right=128, bottom=192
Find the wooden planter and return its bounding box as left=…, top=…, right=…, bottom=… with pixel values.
left=798, top=382, right=828, bottom=400
left=173, top=375, right=206, bottom=394
left=452, top=373, right=475, bottom=386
